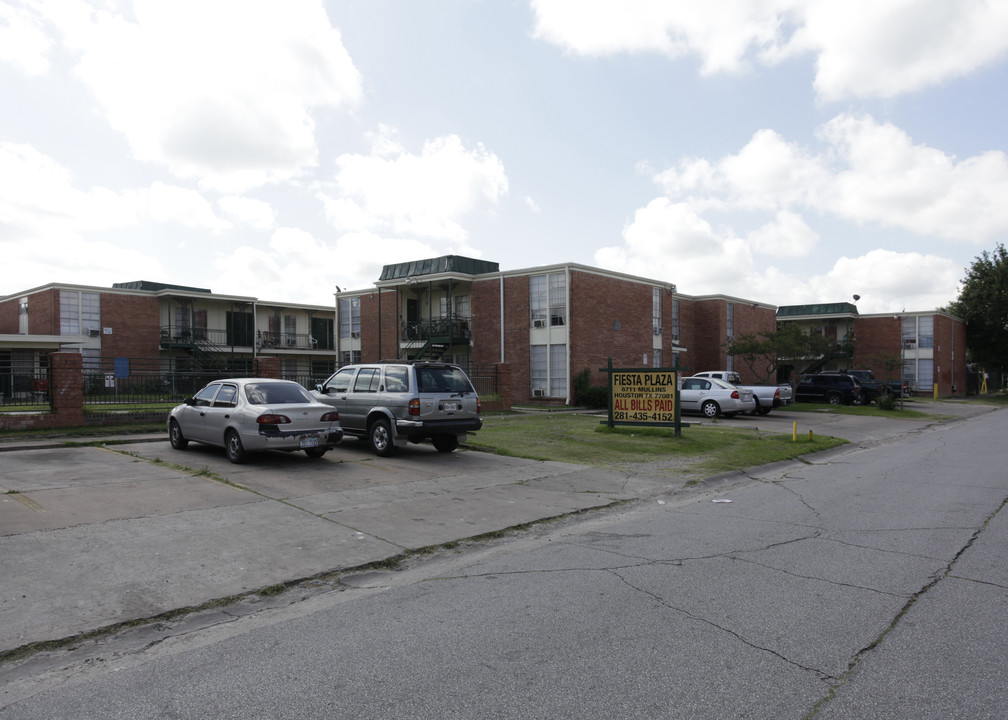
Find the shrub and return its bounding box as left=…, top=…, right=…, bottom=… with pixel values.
left=572, top=368, right=609, bottom=409
left=876, top=393, right=896, bottom=411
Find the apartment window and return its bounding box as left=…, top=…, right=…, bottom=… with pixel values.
left=339, top=297, right=361, bottom=339
left=340, top=350, right=361, bottom=366
left=531, top=344, right=547, bottom=395
left=530, top=273, right=566, bottom=327
left=917, top=316, right=934, bottom=349
left=670, top=299, right=680, bottom=340
left=549, top=274, right=566, bottom=326
left=531, top=343, right=567, bottom=397
left=550, top=344, right=567, bottom=396
left=60, top=291, right=100, bottom=336
left=18, top=297, right=28, bottom=334
left=439, top=295, right=471, bottom=320
left=653, top=287, right=662, bottom=334
left=284, top=315, right=297, bottom=346
left=726, top=302, right=734, bottom=341
left=530, top=276, right=547, bottom=327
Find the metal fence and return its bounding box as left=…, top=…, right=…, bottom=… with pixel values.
left=52, top=356, right=498, bottom=416
left=0, top=359, right=51, bottom=409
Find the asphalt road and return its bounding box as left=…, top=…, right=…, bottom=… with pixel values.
left=1, top=400, right=1005, bottom=718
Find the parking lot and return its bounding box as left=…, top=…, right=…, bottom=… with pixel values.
left=0, top=400, right=993, bottom=655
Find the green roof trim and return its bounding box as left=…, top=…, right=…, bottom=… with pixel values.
left=113, top=280, right=212, bottom=293
left=379, top=255, right=499, bottom=281
left=777, top=302, right=859, bottom=317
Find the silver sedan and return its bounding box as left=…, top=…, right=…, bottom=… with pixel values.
left=168, top=378, right=343, bottom=463
left=680, top=376, right=756, bottom=418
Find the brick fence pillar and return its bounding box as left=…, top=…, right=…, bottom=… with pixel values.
left=496, top=362, right=512, bottom=410
left=51, top=352, right=85, bottom=425
left=254, top=356, right=282, bottom=379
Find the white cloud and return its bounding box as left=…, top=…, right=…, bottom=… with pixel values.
left=22, top=0, right=362, bottom=193
left=747, top=211, right=818, bottom=257
left=0, top=1, right=52, bottom=75
left=217, top=196, right=277, bottom=232
left=530, top=0, right=1008, bottom=100
left=319, top=130, right=509, bottom=242
left=656, top=114, right=1008, bottom=243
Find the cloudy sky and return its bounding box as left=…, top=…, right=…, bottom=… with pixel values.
left=2, top=0, right=1007, bottom=313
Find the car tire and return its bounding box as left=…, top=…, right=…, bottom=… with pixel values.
left=701, top=400, right=720, bottom=418
left=432, top=434, right=459, bottom=453
left=758, top=405, right=772, bottom=415
left=225, top=429, right=248, bottom=464
left=747, top=398, right=760, bottom=416
left=304, top=448, right=327, bottom=459
left=369, top=418, right=396, bottom=457
left=169, top=420, right=188, bottom=450
left=826, top=392, right=842, bottom=405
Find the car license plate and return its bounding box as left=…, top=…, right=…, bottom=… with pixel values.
left=442, top=401, right=459, bottom=412
left=299, top=435, right=320, bottom=448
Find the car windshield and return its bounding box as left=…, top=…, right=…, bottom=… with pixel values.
left=245, top=382, right=313, bottom=405
left=416, top=366, right=473, bottom=393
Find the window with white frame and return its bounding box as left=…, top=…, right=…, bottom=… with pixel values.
left=917, top=316, right=934, bottom=349
left=550, top=344, right=567, bottom=396
left=653, top=287, right=662, bottom=334
left=60, top=291, right=100, bottom=336
left=530, top=276, right=547, bottom=327
left=339, top=297, right=361, bottom=339
left=670, top=299, right=680, bottom=340
left=531, top=344, right=547, bottom=394
left=439, top=295, right=471, bottom=320
left=530, top=272, right=566, bottom=327
left=340, top=350, right=361, bottom=366
left=549, top=273, right=566, bottom=326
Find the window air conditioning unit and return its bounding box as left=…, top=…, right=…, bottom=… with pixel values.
left=351, top=331, right=361, bottom=339
left=533, top=319, right=546, bottom=328
left=88, top=329, right=101, bottom=337
left=653, top=326, right=662, bottom=335
left=532, top=389, right=546, bottom=398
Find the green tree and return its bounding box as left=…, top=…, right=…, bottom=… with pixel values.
left=726, top=324, right=834, bottom=384
left=947, top=244, right=1008, bottom=384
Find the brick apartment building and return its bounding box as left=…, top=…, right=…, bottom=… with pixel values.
left=777, top=303, right=967, bottom=397
left=0, top=254, right=966, bottom=404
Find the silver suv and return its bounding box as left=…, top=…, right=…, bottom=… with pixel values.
left=313, top=361, right=482, bottom=456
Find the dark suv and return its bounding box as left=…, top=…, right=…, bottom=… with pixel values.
left=795, top=373, right=864, bottom=405
left=313, top=361, right=481, bottom=456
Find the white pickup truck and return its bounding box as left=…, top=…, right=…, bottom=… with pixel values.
left=691, top=370, right=793, bottom=415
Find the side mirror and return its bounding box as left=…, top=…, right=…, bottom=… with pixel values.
left=185, top=397, right=196, bottom=406
left=315, top=384, right=325, bottom=393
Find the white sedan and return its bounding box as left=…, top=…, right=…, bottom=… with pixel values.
left=680, top=376, right=756, bottom=418
left=168, top=378, right=343, bottom=463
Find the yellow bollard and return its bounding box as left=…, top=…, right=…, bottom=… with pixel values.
left=808, top=429, right=814, bottom=441
left=793, top=421, right=797, bottom=442
left=933, top=383, right=938, bottom=400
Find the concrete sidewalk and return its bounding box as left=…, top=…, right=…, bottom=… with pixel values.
left=0, top=399, right=996, bottom=657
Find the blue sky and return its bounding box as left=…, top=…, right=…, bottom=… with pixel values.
left=2, top=0, right=1007, bottom=314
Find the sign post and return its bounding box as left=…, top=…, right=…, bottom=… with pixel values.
left=600, top=357, right=687, bottom=436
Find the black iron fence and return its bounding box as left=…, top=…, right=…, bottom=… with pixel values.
left=1, top=355, right=500, bottom=416
left=0, top=359, right=51, bottom=409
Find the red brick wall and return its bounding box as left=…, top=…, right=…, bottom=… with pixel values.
left=853, top=317, right=902, bottom=380
left=501, top=275, right=530, bottom=400
left=359, top=290, right=396, bottom=362
left=569, top=271, right=653, bottom=386
left=471, top=276, right=502, bottom=366
left=99, top=293, right=160, bottom=359
left=934, top=314, right=966, bottom=396
left=728, top=303, right=778, bottom=384
left=690, top=300, right=724, bottom=373
left=0, top=296, right=18, bottom=333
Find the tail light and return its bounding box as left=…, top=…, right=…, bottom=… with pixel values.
left=730, top=390, right=740, bottom=399
left=321, top=411, right=340, bottom=422
left=256, top=414, right=290, bottom=425
left=408, top=398, right=420, bottom=416
left=773, top=388, right=780, bottom=398
left=477, top=397, right=481, bottom=414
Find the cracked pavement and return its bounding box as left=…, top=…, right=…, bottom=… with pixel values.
left=1, top=402, right=1007, bottom=718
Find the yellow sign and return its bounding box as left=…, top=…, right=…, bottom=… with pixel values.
left=610, top=370, right=677, bottom=424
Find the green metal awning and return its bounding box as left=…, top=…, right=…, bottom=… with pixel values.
left=777, top=302, right=859, bottom=318
left=379, top=255, right=500, bottom=281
